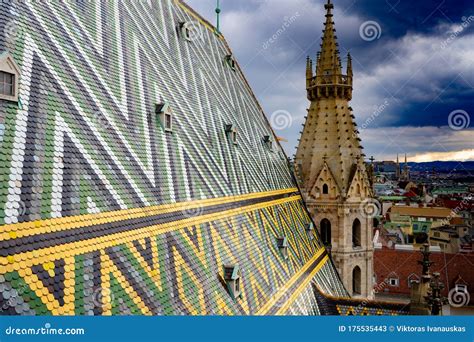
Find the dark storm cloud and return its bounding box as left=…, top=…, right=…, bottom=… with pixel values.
left=186, top=0, right=474, bottom=161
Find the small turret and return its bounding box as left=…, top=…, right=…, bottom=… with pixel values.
left=306, top=56, right=313, bottom=88
left=347, top=52, right=353, bottom=77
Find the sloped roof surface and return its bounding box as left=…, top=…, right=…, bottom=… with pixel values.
left=0, top=0, right=351, bottom=315
left=391, top=206, right=455, bottom=218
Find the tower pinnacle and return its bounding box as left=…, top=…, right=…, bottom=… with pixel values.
left=306, top=0, right=352, bottom=101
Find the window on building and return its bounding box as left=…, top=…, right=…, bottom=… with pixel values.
left=320, top=218, right=331, bottom=246
left=322, top=183, right=329, bottom=194
left=407, top=273, right=420, bottom=288
left=263, top=135, right=273, bottom=150
left=224, top=55, right=236, bottom=71
left=223, top=264, right=241, bottom=300
left=0, top=52, right=21, bottom=102
left=276, top=237, right=289, bottom=260
left=155, top=102, right=173, bottom=132
left=388, top=277, right=399, bottom=287
left=165, top=112, right=172, bottom=130
left=0, top=71, right=14, bottom=96
left=225, top=124, right=237, bottom=145
left=352, top=218, right=361, bottom=247
left=352, top=266, right=361, bottom=295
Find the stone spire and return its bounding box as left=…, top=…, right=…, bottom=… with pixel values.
left=294, top=1, right=375, bottom=298
left=315, top=0, right=341, bottom=78
left=295, top=0, right=369, bottom=199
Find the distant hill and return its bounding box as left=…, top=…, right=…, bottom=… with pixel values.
left=407, top=161, right=474, bottom=172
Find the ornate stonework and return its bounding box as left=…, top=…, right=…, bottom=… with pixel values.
left=295, top=0, right=374, bottom=298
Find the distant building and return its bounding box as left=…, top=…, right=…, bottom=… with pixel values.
left=374, top=249, right=474, bottom=308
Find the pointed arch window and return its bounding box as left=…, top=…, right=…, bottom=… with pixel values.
left=320, top=219, right=331, bottom=246
left=322, top=183, right=329, bottom=194
left=352, top=218, right=361, bottom=247
left=352, top=266, right=361, bottom=295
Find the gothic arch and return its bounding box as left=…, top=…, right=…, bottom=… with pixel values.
left=352, top=266, right=362, bottom=295
left=322, top=183, right=329, bottom=194
left=310, top=163, right=340, bottom=199
left=352, top=218, right=361, bottom=247
left=320, top=218, right=331, bottom=246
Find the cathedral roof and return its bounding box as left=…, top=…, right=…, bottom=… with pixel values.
left=0, top=0, right=355, bottom=316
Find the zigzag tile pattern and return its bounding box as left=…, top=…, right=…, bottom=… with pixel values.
left=0, top=0, right=352, bottom=315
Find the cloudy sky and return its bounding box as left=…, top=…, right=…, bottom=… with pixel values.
left=186, top=0, right=474, bottom=162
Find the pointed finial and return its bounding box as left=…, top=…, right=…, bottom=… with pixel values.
left=215, top=0, right=221, bottom=34
left=346, top=52, right=353, bottom=77
left=325, top=0, right=334, bottom=12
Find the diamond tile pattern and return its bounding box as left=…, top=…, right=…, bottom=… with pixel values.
left=0, top=0, right=353, bottom=315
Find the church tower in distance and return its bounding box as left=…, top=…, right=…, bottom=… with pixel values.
left=295, top=0, right=374, bottom=298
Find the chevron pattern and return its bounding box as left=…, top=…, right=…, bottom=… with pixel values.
left=0, top=0, right=386, bottom=316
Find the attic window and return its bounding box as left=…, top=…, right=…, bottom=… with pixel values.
left=0, top=52, right=21, bottom=102
left=0, top=72, right=14, bottom=96
left=306, top=222, right=314, bottom=232
left=276, top=237, right=289, bottom=260
left=223, top=264, right=241, bottom=300
left=225, top=124, right=237, bottom=145
left=263, top=135, right=273, bottom=150
left=155, top=102, right=173, bottom=132
left=388, top=277, right=399, bottom=287
left=224, top=55, right=236, bottom=71
left=179, top=21, right=198, bottom=42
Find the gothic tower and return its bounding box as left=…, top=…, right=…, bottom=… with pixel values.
left=295, top=0, right=374, bottom=297
left=402, top=154, right=410, bottom=181
left=396, top=154, right=401, bottom=180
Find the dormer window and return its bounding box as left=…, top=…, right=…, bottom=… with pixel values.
left=224, top=55, right=236, bottom=71
left=263, top=135, right=273, bottom=150
left=0, top=72, right=14, bottom=96
left=306, top=222, right=314, bottom=240
left=155, top=102, right=173, bottom=132
left=225, top=124, right=237, bottom=145
left=276, top=237, right=289, bottom=260
left=179, top=21, right=199, bottom=42
left=0, top=51, right=21, bottom=102
left=223, top=264, right=241, bottom=300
